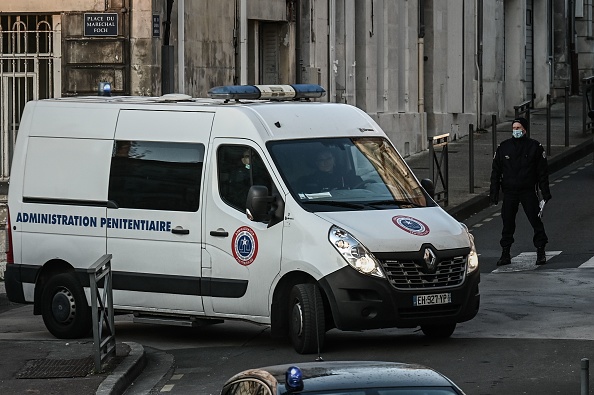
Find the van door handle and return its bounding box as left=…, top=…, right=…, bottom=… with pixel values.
left=172, top=226, right=190, bottom=235
left=210, top=229, right=229, bottom=237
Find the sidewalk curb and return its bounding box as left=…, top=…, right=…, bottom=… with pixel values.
left=447, top=138, right=594, bottom=222
left=96, top=341, right=146, bottom=395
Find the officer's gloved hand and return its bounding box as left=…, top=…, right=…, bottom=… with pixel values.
left=543, top=193, right=552, bottom=203
left=489, top=193, right=499, bottom=206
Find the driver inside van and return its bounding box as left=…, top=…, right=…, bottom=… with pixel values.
left=299, top=149, right=362, bottom=193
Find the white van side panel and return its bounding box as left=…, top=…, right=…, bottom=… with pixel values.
left=115, top=109, right=214, bottom=142
left=8, top=102, right=35, bottom=265
left=246, top=102, right=384, bottom=140
left=21, top=231, right=106, bottom=276
left=207, top=108, right=270, bottom=141
left=29, top=103, right=119, bottom=139
left=23, top=137, right=113, bottom=200
left=16, top=134, right=111, bottom=274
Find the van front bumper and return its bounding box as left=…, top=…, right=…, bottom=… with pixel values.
left=318, top=265, right=480, bottom=331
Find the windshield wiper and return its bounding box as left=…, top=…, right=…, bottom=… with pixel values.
left=365, top=199, right=422, bottom=208
left=302, top=200, right=366, bottom=209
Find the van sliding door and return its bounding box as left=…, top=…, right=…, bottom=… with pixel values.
left=107, top=110, right=213, bottom=313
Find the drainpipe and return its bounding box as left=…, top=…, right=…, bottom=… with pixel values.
left=178, top=0, right=185, bottom=93
left=296, top=0, right=302, bottom=84
left=328, top=0, right=336, bottom=102
left=239, top=0, right=247, bottom=84
left=161, top=0, right=175, bottom=94
left=418, top=0, right=425, bottom=115
left=477, top=0, right=483, bottom=128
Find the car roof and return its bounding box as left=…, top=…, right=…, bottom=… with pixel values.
left=224, top=360, right=462, bottom=393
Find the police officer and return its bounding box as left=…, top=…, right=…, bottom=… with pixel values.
left=489, top=117, right=552, bottom=266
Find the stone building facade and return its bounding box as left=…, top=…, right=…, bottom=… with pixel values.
left=1, top=0, right=593, bottom=180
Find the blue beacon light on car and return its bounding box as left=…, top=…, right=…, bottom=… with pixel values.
left=285, top=366, right=304, bottom=391
left=208, top=84, right=326, bottom=101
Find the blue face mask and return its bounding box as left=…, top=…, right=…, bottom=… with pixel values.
left=512, top=129, right=524, bottom=138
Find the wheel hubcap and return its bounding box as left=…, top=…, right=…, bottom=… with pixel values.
left=51, top=288, right=76, bottom=324
left=291, top=302, right=304, bottom=337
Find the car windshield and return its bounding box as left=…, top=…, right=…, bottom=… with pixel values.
left=268, top=137, right=434, bottom=211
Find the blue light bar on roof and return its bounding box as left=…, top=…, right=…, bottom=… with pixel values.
left=208, top=84, right=326, bottom=100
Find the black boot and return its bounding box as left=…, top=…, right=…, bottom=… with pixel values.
left=496, top=246, right=511, bottom=266
left=536, top=247, right=546, bottom=265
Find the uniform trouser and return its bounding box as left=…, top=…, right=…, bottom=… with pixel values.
left=500, top=189, right=548, bottom=249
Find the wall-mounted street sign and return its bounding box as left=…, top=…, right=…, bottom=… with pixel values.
left=152, top=14, right=160, bottom=38
left=84, top=13, right=118, bottom=37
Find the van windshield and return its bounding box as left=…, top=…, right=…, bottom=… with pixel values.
left=268, top=137, right=435, bottom=211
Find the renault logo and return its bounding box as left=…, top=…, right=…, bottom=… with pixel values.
left=423, top=248, right=437, bottom=272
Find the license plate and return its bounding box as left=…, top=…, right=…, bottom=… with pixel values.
left=413, top=293, right=452, bottom=306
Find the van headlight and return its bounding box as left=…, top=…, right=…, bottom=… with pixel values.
left=329, top=226, right=384, bottom=278
left=461, top=223, right=479, bottom=274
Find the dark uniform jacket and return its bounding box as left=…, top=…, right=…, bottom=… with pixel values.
left=490, top=136, right=551, bottom=199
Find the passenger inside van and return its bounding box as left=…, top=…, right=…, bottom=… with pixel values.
left=218, top=146, right=273, bottom=212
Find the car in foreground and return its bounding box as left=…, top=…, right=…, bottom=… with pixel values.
left=220, top=360, right=466, bottom=395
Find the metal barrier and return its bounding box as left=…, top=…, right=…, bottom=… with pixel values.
left=86, top=254, right=116, bottom=373
left=582, top=358, right=589, bottom=395
left=514, top=100, right=532, bottom=138
left=582, top=76, right=594, bottom=135
left=491, top=114, right=497, bottom=157
left=565, top=86, right=570, bottom=147
left=428, top=133, right=449, bottom=206
left=546, top=94, right=551, bottom=156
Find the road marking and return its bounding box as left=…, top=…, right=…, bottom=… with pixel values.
left=483, top=217, right=493, bottom=222
left=493, top=251, right=562, bottom=273
left=579, top=256, right=594, bottom=269
left=562, top=175, right=570, bottom=179
left=570, top=170, right=578, bottom=174
left=171, top=374, right=184, bottom=380
left=161, top=384, right=175, bottom=392
left=472, top=223, right=483, bottom=228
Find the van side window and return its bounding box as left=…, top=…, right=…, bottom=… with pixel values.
left=108, top=140, right=205, bottom=211
left=218, top=145, right=273, bottom=212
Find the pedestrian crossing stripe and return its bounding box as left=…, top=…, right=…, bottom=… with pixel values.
left=579, top=256, right=594, bottom=269
left=492, top=251, right=562, bottom=273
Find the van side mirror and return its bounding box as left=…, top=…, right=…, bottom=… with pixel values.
left=420, top=178, right=435, bottom=199
left=246, top=185, right=276, bottom=221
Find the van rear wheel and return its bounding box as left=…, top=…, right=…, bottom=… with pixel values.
left=41, top=273, right=92, bottom=339
left=421, top=323, right=456, bottom=338
left=288, top=283, right=325, bottom=354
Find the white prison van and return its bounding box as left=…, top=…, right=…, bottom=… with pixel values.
left=5, top=84, right=479, bottom=354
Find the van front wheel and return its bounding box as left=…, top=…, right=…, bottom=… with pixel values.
left=288, top=283, right=325, bottom=354
left=41, top=273, right=92, bottom=339
left=421, top=323, right=456, bottom=339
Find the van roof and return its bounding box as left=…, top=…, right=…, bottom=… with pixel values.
left=42, top=93, right=330, bottom=107
left=26, top=95, right=385, bottom=142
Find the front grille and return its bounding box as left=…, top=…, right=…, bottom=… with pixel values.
left=380, top=255, right=467, bottom=290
